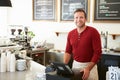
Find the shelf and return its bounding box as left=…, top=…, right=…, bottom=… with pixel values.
left=55, top=32, right=68, bottom=36
left=109, top=34, right=120, bottom=40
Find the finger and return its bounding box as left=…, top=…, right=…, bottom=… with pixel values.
left=82, top=71, right=86, bottom=80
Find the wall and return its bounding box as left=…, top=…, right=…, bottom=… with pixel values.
left=5, top=0, right=120, bottom=50
left=0, top=8, right=10, bottom=37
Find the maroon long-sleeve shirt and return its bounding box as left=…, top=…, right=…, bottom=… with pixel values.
left=65, top=26, right=102, bottom=63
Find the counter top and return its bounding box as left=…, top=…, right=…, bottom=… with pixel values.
left=102, top=51, right=120, bottom=56
left=0, top=61, right=46, bottom=80
left=0, top=45, right=22, bottom=50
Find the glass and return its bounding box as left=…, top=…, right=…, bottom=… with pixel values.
left=34, top=72, right=46, bottom=80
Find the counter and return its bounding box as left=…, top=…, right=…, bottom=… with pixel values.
left=0, top=61, right=46, bottom=80
left=1, top=51, right=119, bottom=80
left=98, top=52, right=120, bottom=80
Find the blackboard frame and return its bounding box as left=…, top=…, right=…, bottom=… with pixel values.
left=94, top=0, right=120, bottom=22
left=32, top=0, right=56, bottom=21
left=60, top=0, right=90, bottom=22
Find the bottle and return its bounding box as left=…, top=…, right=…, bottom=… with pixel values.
left=6, top=50, right=11, bottom=71
left=10, top=52, right=16, bottom=72
left=0, top=51, right=7, bottom=72
left=0, top=57, right=1, bottom=72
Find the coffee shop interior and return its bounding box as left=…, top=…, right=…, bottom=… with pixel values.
left=0, top=0, right=120, bottom=80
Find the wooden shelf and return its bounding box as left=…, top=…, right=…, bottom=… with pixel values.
left=109, top=34, right=120, bottom=40
left=55, top=32, right=68, bottom=36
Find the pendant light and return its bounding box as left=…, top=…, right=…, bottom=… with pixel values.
left=0, top=0, right=12, bottom=7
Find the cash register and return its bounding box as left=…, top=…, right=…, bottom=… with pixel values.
left=45, top=62, right=83, bottom=80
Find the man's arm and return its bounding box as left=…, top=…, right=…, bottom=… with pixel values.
left=63, top=53, right=71, bottom=64
left=86, top=62, right=95, bottom=71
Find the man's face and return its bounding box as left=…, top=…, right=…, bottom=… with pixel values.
left=74, top=12, right=86, bottom=28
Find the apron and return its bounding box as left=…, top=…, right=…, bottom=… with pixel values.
left=72, top=60, right=98, bottom=80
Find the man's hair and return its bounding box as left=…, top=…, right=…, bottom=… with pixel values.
left=74, top=8, right=87, bottom=19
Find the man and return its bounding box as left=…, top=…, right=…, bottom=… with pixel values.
left=64, top=9, right=102, bottom=80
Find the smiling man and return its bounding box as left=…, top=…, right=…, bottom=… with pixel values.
left=64, top=8, right=102, bottom=80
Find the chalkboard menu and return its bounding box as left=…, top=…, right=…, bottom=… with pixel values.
left=94, top=0, right=120, bottom=20
left=33, top=0, right=56, bottom=20
left=61, top=0, right=88, bottom=21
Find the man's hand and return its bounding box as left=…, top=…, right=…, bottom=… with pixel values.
left=80, top=67, right=90, bottom=80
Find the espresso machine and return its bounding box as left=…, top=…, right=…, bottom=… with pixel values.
left=9, top=25, right=32, bottom=50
